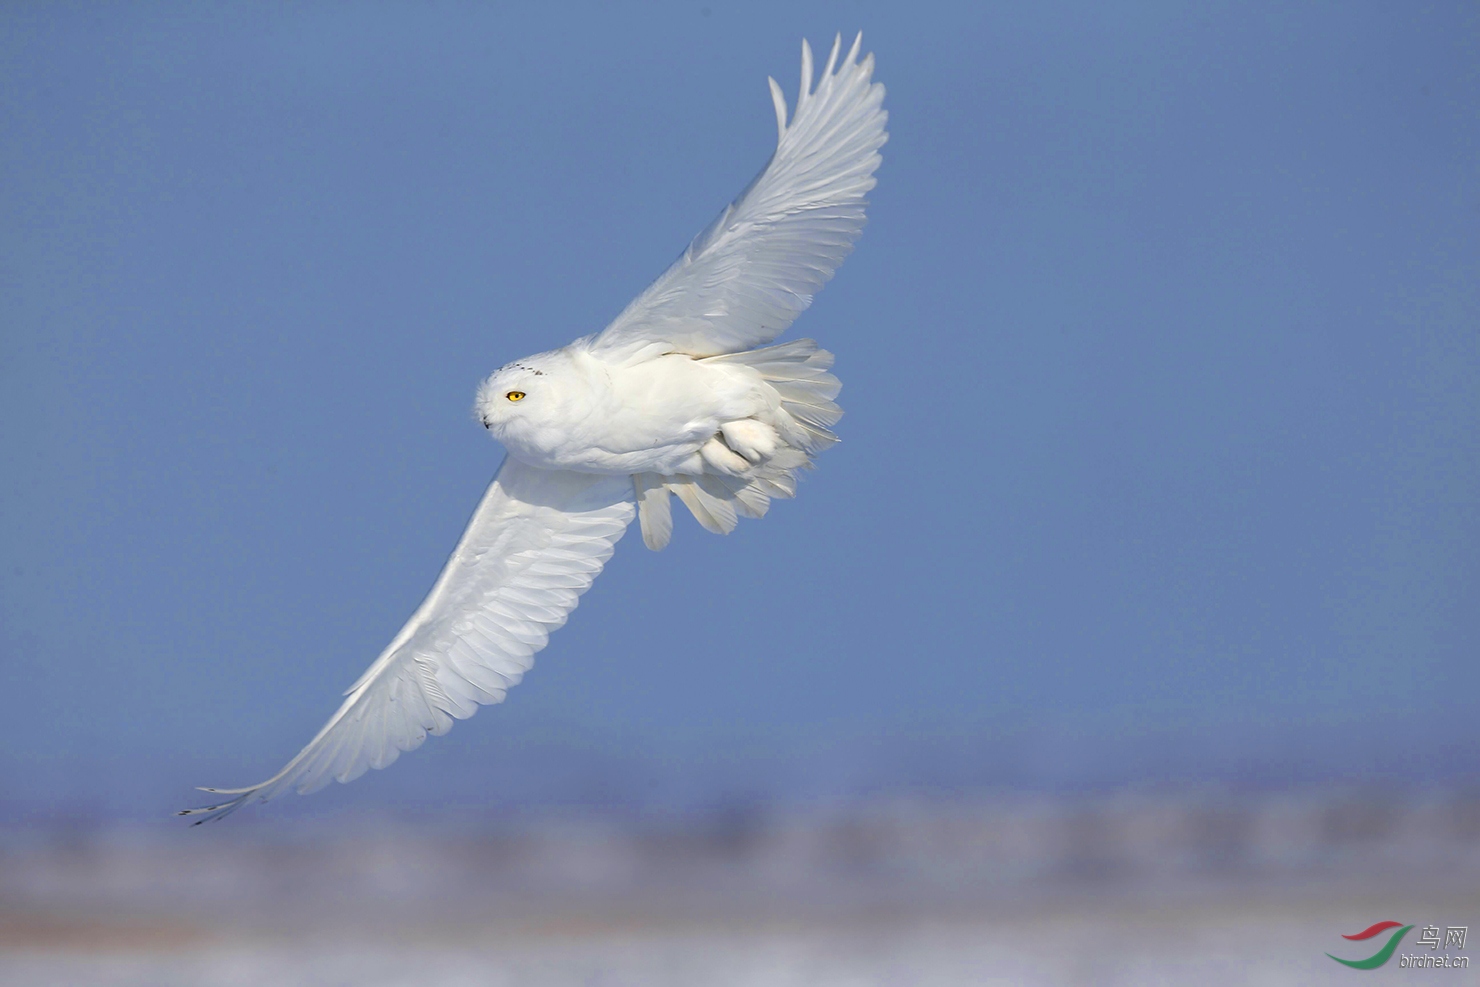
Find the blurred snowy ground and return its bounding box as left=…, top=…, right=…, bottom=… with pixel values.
left=3, top=789, right=1478, bottom=986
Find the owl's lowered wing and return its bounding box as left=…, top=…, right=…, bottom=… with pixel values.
left=588, top=34, right=887, bottom=364
left=182, top=459, right=634, bottom=823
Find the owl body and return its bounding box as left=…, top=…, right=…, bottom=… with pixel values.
left=475, top=344, right=771, bottom=477
left=182, top=35, right=881, bottom=824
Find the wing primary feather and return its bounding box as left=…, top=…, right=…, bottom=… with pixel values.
left=822, top=33, right=841, bottom=82
left=800, top=37, right=814, bottom=101
left=767, top=77, right=788, bottom=142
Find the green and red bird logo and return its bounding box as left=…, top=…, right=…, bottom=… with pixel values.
left=1327, top=921, right=1412, bottom=969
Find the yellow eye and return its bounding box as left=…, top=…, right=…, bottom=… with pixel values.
left=506, top=390, right=525, bottom=402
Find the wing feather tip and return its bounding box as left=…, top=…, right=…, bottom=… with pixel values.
left=767, top=76, right=787, bottom=141
left=800, top=37, right=814, bottom=99
left=179, top=789, right=254, bottom=824
left=823, top=33, right=841, bottom=81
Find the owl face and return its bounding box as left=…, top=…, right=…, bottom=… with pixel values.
left=473, top=348, right=596, bottom=449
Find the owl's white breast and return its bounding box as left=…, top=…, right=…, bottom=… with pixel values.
left=492, top=345, right=766, bottom=476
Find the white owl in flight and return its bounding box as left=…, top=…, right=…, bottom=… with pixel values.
left=184, top=34, right=887, bottom=822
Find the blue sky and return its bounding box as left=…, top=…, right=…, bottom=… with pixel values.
left=2, top=3, right=1477, bottom=822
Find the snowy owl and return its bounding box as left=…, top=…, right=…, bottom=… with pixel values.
left=183, top=34, right=886, bottom=822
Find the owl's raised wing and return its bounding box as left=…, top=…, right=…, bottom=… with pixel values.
left=182, top=459, right=634, bottom=823
left=588, top=34, right=887, bottom=364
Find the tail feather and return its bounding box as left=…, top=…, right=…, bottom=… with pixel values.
left=755, top=472, right=797, bottom=499
left=635, top=338, right=840, bottom=550
left=698, top=470, right=771, bottom=519
left=729, top=478, right=771, bottom=519
left=633, top=473, right=674, bottom=550
left=707, top=337, right=834, bottom=372
left=792, top=423, right=839, bottom=454
left=773, top=379, right=842, bottom=406
left=670, top=477, right=739, bottom=534
left=782, top=399, right=843, bottom=430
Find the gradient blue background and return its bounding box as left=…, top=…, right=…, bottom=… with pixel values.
left=3, top=2, right=1476, bottom=823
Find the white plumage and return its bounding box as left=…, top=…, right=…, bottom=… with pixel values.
left=183, top=34, right=887, bottom=823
